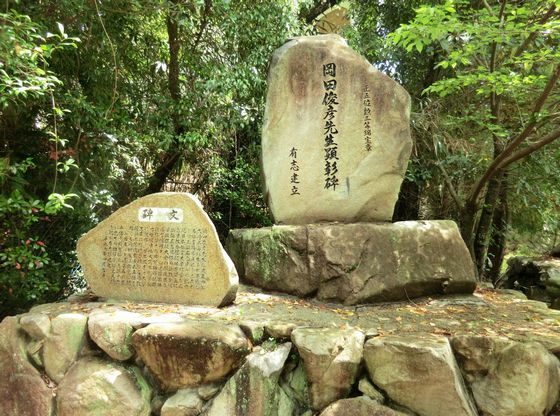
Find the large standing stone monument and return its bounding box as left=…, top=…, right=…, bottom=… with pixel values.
left=262, top=34, right=412, bottom=224
left=226, top=35, right=477, bottom=304
left=77, top=192, right=238, bottom=306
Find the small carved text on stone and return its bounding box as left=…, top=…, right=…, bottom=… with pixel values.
left=102, top=225, right=208, bottom=289
left=289, top=147, right=301, bottom=196
left=363, top=84, right=372, bottom=151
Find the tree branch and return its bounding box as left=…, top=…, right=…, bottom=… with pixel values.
left=299, top=0, right=342, bottom=24
left=467, top=64, right=560, bottom=205
left=192, top=0, right=212, bottom=52
left=490, top=0, right=507, bottom=118
left=143, top=0, right=183, bottom=195
left=166, top=2, right=181, bottom=103
left=436, top=163, right=464, bottom=210
left=496, top=128, right=560, bottom=169
left=512, top=3, right=557, bottom=58
left=482, top=0, right=494, bottom=16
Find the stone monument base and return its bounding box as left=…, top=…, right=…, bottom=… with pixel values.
left=226, top=220, right=477, bottom=305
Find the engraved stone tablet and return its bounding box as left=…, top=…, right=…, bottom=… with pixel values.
left=262, top=34, right=412, bottom=224
left=77, top=193, right=238, bottom=306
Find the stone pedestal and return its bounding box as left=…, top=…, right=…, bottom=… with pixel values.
left=226, top=221, right=476, bottom=305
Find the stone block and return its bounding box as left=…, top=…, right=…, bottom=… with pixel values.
left=226, top=220, right=476, bottom=304
left=131, top=321, right=250, bottom=391
left=56, top=356, right=151, bottom=416
left=0, top=317, right=53, bottom=416
left=364, top=335, right=478, bottom=416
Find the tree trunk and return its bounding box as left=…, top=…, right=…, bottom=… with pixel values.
left=487, top=174, right=509, bottom=285
left=473, top=171, right=503, bottom=279
left=460, top=199, right=478, bottom=271
left=143, top=1, right=183, bottom=196
left=393, top=178, right=421, bottom=221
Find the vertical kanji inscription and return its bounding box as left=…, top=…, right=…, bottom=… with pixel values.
left=322, top=62, right=339, bottom=190
left=102, top=225, right=208, bottom=289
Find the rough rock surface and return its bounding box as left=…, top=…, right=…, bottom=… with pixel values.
left=227, top=221, right=476, bottom=303
left=452, top=335, right=560, bottom=416
left=291, top=327, right=365, bottom=410
left=43, top=312, right=88, bottom=383
left=19, top=313, right=51, bottom=340
left=88, top=309, right=142, bottom=360
left=358, top=377, right=385, bottom=403
left=3, top=287, right=560, bottom=415
left=204, top=342, right=294, bottom=416
left=318, top=396, right=408, bottom=416
left=239, top=320, right=266, bottom=343
left=281, top=361, right=310, bottom=410
left=77, top=192, right=238, bottom=306
left=502, top=256, right=560, bottom=306
left=161, top=389, right=204, bottom=416
left=0, top=317, right=53, bottom=416
left=57, top=356, right=151, bottom=416
left=132, top=321, right=250, bottom=391
left=262, top=34, right=411, bottom=224
left=197, top=383, right=221, bottom=401
left=364, top=334, right=478, bottom=416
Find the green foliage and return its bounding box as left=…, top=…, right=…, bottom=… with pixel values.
left=346, top=0, right=438, bottom=95
left=391, top=0, right=558, bottom=102
left=508, top=146, right=560, bottom=251
left=389, top=0, right=560, bottom=272
left=0, top=10, right=78, bottom=107
left=0, top=159, right=79, bottom=316
left=0, top=11, right=88, bottom=316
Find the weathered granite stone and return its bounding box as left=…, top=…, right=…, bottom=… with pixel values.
left=262, top=34, right=412, bottom=224
left=19, top=313, right=51, bottom=340
left=43, top=312, right=88, bottom=383
left=161, top=389, right=203, bottom=416
left=291, top=327, right=364, bottom=410
left=77, top=192, right=238, bottom=306
left=204, top=342, right=294, bottom=416
left=502, top=256, right=560, bottom=304
left=364, top=335, right=478, bottom=416
left=0, top=317, right=54, bottom=416
left=239, top=321, right=266, bottom=344
left=227, top=221, right=476, bottom=303
left=57, top=356, right=151, bottom=416
left=280, top=361, right=310, bottom=410
left=132, top=321, right=250, bottom=391
left=27, top=339, right=44, bottom=367
left=88, top=310, right=142, bottom=361
left=452, top=336, right=560, bottom=416
left=197, top=383, right=221, bottom=401
left=451, top=335, right=513, bottom=375
left=358, top=377, right=385, bottom=403
left=266, top=322, right=297, bottom=339
left=151, top=395, right=166, bottom=415
left=318, top=396, right=408, bottom=416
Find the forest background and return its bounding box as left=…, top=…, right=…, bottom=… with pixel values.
left=1, top=0, right=559, bottom=317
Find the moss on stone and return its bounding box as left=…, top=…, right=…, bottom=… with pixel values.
left=251, top=228, right=288, bottom=283
left=129, top=365, right=153, bottom=407
left=65, top=315, right=88, bottom=352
